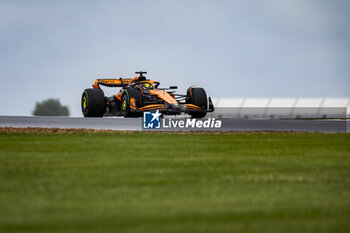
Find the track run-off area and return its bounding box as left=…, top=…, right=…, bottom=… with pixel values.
left=0, top=116, right=348, bottom=132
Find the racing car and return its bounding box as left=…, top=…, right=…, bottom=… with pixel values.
left=81, top=71, right=214, bottom=118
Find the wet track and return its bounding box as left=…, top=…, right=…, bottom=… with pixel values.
left=0, top=116, right=348, bottom=132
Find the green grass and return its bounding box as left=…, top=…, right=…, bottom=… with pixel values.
left=0, top=131, right=349, bottom=233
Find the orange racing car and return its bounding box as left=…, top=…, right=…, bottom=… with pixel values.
left=81, top=71, right=214, bottom=118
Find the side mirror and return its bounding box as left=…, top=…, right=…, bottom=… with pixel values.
left=169, top=86, right=178, bottom=89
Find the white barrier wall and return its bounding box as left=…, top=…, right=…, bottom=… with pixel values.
left=210, top=98, right=350, bottom=118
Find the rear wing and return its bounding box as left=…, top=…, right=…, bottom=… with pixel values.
left=92, top=78, right=133, bottom=88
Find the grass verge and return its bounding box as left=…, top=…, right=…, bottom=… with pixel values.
left=0, top=131, right=349, bottom=233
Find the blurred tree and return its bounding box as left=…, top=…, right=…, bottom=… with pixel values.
left=33, top=99, right=70, bottom=116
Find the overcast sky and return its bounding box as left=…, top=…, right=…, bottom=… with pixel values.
left=0, top=0, right=349, bottom=116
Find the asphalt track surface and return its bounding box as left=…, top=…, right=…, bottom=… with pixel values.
left=0, top=116, right=348, bottom=132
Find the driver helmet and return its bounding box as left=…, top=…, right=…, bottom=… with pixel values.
left=141, top=83, right=151, bottom=89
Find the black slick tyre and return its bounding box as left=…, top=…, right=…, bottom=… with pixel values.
left=81, top=88, right=106, bottom=117
left=186, top=87, right=208, bottom=118
left=121, top=87, right=143, bottom=117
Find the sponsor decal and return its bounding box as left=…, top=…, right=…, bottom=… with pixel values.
left=143, top=111, right=222, bottom=129
left=97, top=79, right=120, bottom=84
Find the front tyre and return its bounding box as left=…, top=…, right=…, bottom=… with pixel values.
left=186, top=87, right=208, bottom=118
left=81, top=88, right=106, bottom=117
left=121, top=88, right=142, bottom=117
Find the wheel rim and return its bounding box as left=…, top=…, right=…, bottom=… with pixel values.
left=82, top=96, right=87, bottom=112
left=122, top=96, right=127, bottom=111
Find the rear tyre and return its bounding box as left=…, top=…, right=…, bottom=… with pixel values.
left=121, top=87, right=143, bottom=117
left=81, top=88, right=106, bottom=117
left=186, top=87, right=208, bottom=118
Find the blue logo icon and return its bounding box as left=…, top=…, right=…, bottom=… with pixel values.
left=143, top=110, right=162, bottom=129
